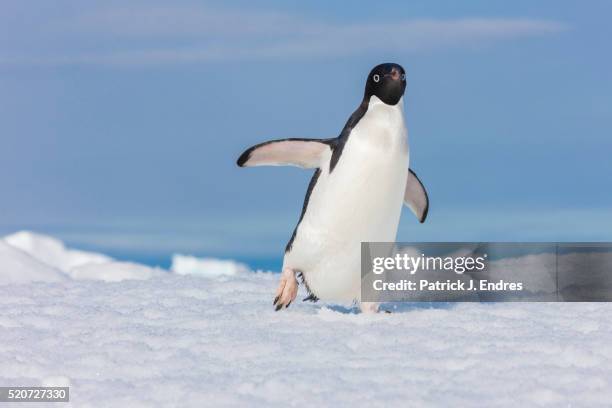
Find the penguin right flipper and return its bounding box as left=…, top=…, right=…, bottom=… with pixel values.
left=237, top=138, right=331, bottom=169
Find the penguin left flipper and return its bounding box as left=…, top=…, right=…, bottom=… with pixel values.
left=404, top=169, right=429, bottom=223
left=237, top=138, right=331, bottom=169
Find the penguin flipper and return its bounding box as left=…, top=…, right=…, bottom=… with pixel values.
left=237, top=138, right=331, bottom=169
left=404, top=169, right=429, bottom=223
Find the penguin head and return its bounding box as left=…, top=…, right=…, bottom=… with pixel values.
left=364, top=63, right=406, bottom=106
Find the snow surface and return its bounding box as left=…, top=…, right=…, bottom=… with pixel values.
left=171, top=254, right=250, bottom=277
left=70, top=261, right=161, bottom=282
left=0, top=231, right=611, bottom=407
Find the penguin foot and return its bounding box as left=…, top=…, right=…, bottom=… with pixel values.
left=273, top=267, right=298, bottom=311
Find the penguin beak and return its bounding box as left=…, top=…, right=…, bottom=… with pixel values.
left=385, top=68, right=401, bottom=81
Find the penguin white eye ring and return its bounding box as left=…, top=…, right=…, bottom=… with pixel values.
left=237, top=62, right=429, bottom=313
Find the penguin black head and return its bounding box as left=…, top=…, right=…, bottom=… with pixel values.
left=364, top=63, right=406, bottom=106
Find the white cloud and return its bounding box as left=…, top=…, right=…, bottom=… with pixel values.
left=0, top=4, right=568, bottom=67
left=70, top=6, right=313, bottom=38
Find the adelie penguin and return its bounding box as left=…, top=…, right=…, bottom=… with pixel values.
left=237, top=63, right=429, bottom=313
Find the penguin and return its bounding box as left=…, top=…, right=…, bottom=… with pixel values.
left=237, top=63, right=429, bottom=313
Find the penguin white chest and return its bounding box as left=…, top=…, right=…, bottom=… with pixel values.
left=284, top=97, right=409, bottom=301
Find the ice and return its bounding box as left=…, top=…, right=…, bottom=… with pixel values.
left=171, top=254, right=250, bottom=277
left=0, top=231, right=611, bottom=406
left=0, top=241, right=68, bottom=284
left=1, top=273, right=610, bottom=407
left=2, top=231, right=161, bottom=282
left=5, top=231, right=112, bottom=272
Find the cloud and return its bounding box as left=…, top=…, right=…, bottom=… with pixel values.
left=71, top=5, right=313, bottom=38
left=0, top=4, right=568, bottom=67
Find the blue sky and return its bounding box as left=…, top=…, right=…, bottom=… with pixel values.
left=1, top=0, right=611, bottom=261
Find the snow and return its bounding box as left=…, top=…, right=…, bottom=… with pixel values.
left=0, top=231, right=611, bottom=407
left=171, top=254, right=250, bottom=277
left=5, top=231, right=111, bottom=271
left=70, top=261, right=161, bottom=282
left=0, top=241, right=68, bottom=284
left=2, top=231, right=161, bottom=283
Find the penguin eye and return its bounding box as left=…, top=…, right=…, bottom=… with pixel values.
left=373, top=74, right=380, bottom=83
left=401, top=73, right=406, bottom=80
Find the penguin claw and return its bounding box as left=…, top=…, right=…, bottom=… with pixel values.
left=303, top=293, right=319, bottom=303
left=273, top=298, right=291, bottom=311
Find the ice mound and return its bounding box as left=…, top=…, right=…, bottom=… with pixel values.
left=4, top=231, right=112, bottom=272
left=171, top=254, right=250, bottom=277
left=0, top=241, right=68, bottom=284
left=2, top=231, right=161, bottom=282
left=71, top=261, right=161, bottom=282
left=1, top=231, right=251, bottom=283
